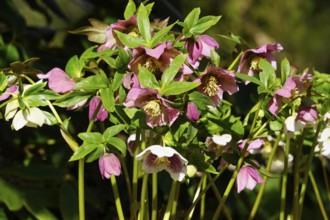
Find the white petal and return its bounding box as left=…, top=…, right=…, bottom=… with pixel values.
left=25, top=107, right=45, bottom=127
left=318, top=128, right=330, bottom=142
left=12, top=110, right=28, bottom=130
left=5, top=100, right=19, bottom=120
left=212, top=134, right=232, bottom=146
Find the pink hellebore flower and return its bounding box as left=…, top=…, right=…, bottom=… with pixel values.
left=185, top=102, right=199, bottom=122
left=185, top=34, right=219, bottom=64
left=129, top=43, right=179, bottom=75
left=99, top=153, right=121, bottom=179
left=238, top=139, right=264, bottom=153
left=37, top=67, right=76, bottom=93
left=0, top=85, right=18, bottom=102
left=124, top=88, right=179, bottom=128
left=237, top=43, right=283, bottom=78
left=198, top=66, right=239, bottom=106
left=297, top=106, right=318, bottom=124
left=236, top=165, right=264, bottom=193
left=88, top=97, right=108, bottom=122
left=136, top=145, right=188, bottom=181
left=98, top=16, right=138, bottom=51
left=268, top=73, right=312, bottom=115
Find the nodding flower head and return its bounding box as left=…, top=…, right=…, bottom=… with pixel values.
left=136, top=145, right=188, bottom=181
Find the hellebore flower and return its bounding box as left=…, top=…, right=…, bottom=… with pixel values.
left=136, top=145, right=188, bottom=181
left=236, top=165, right=264, bottom=193
left=212, top=134, right=232, bottom=146
left=297, top=106, right=318, bottom=124
left=185, top=102, right=200, bottom=122
left=185, top=34, right=219, bottom=64
left=38, top=67, right=76, bottom=93
left=0, top=86, right=18, bottom=102
left=129, top=43, right=179, bottom=76
left=283, top=115, right=306, bottom=138
left=268, top=73, right=312, bottom=115
left=198, top=66, right=239, bottom=106
left=238, top=139, right=264, bottom=153
left=315, top=127, right=330, bottom=159
left=124, top=88, right=179, bottom=128
left=99, top=153, right=121, bottom=179
left=88, top=97, right=108, bottom=122
left=237, top=43, right=283, bottom=78
left=98, top=16, right=138, bottom=51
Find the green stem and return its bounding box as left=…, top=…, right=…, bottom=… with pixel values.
left=164, top=180, right=178, bottom=220
left=151, top=173, right=158, bottom=220
left=320, top=157, right=330, bottom=202
left=187, top=176, right=204, bottom=219
left=131, top=129, right=141, bottom=220
left=280, top=136, right=290, bottom=220
left=78, top=159, right=85, bottom=220
left=200, top=175, right=207, bottom=220
left=111, top=175, right=125, bottom=220
left=309, top=171, right=329, bottom=220
left=138, top=174, right=149, bottom=220
left=249, top=135, right=281, bottom=219
left=293, top=129, right=306, bottom=220
left=119, top=155, right=133, bottom=206
left=298, top=124, right=321, bottom=215
left=228, top=52, right=243, bottom=71
left=171, top=181, right=180, bottom=220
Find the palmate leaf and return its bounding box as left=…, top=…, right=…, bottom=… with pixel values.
left=124, top=0, right=136, bottom=19
left=150, top=22, right=176, bottom=48
left=161, top=54, right=187, bottom=87
left=189, top=15, right=221, bottom=35
left=103, top=124, right=126, bottom=141
left=69, top=143, right=102, bottom=161
left=258, top=59, right=276, bottom=89
left=105, top=137, right=126, bottom=154
left=69, top=19, right=108, bottom=44
left=73, top=73, right=109, bottom=91
left=138, top=67, right=160, bottom=90
left=65, top=55, right=84, bottom=78
left=137, top=3, right=151, bottom=42
left=280, top=58, right=290, bottom=84
left=162, top=81, right=200, bottom=96
left=115, top=31, right=146, bottom=48
left=100, top=87, right=115, bottom=112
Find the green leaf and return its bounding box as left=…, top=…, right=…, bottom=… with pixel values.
left=0, top=72, right=7, bottom=92
left=69, top=143, right=100, bottom=161
left=0, top=178, right=24, bottom=211
left=137, top=3, right=151, bottom=42
left=23, top=81, right=46, bottom=96
left=210, top=50, right=220, bottom=67
left=65, top=55, right=84, bottom=78
left=115, top=31, right=146, bottom=48
left=280, top=58, right=290, bottom=84
left=190, top=15, right=221, bottom=35
left=150, top=22, right=176, bottom=47
left=258, top=59, right=276, bottom=89
left=78, top=132, right=103, bottom=144
left=236, top=73, right=263, bottom=86
left=116, top=46, right=131, bottom=72
left=106, top=137, right=127, bottom=154
left=162, top=81, right=200, bottom=96
left=138, top=67, right=160, bottom=89
left=124, top=0, right=136, bottom=19
left=100, top=87, right=115, bottom=112
left=188, top=91, right=213, bottom=110
left=161, top=54, right=187, bottom=87
left=103, top=124, right=126, bottom=141
left=85, top=146, right=104, bottom=163
left=73, top=73, right=109, bottom=91
left=183, top=8, right=200, bottom=30
left=112, top=72, right=125, bottom=91
left=54, top=91, right=92, bottom=108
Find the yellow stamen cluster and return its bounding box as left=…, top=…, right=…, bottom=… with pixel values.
left=144, top=57, right=160, bottom=72
left=250, top=56, right=262, bottom=71
left=143, top=100, right=161, bottom=117
left=154, top=156, right=170, bottom=166
left=203, top=76, right=219, bottom=96
left=128, top=27, right=139, bottom=37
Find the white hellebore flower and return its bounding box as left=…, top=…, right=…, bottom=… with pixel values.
left=315, top=127, right=330, bottom=158
left=212, top=134, right=232, bottom=146
left=136, top=145, right=188, bottom=182
left=5, top=101, right=46, bottom=131
left=284, top=115, right=306, bottom=137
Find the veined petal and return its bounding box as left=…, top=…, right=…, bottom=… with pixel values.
left=5, top=100, right=19, bottom=120
left=25, top=107, right=46, bottom=127
left=12, top=110, right=28, bottom=131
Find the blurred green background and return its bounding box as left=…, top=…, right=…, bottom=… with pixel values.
left=0, top=0, right=329, bottom=219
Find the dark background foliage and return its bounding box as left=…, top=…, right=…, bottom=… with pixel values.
left=0, top=0, right=329, bottom=219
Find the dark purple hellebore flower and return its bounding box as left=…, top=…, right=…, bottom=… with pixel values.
left=99, top=153, right=121, bottom=179
left=237, top=43, right=283, bottom=79
left=129, top=42, right=180, bottom=75
left=88, top=97, right=109, bottom=122
left=198, top=66, right=239, bottom=106
left=124, top=88, right=179, bottom=128
left=268, top=73, right=312, bottom=115
left=38, top=67, right=76, bottom=93
left=185, top=34, right=219, bottom=64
